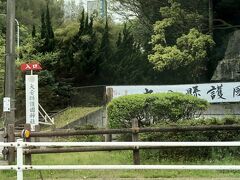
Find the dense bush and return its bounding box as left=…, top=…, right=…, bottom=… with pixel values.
left=57, top=125, right=104, bottom=142
left=141, top=117, right=240, bottom=161
left=107, top=92, right=209, bottom=128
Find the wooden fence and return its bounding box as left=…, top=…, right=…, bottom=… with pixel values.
left=3, top=121, right=240, bottom=165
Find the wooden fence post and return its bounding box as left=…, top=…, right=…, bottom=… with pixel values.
left=104, top=87, right=113, bottom=142
left=7, top=124, right=15, bottom=164
left=132, top=118, right=140, bottom=165
left=34, top=125, right=40, bottom=143
left=24, top=124, right=32, bottom=165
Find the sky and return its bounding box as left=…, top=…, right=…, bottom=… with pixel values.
left=63, top=0, right=131, bottom=22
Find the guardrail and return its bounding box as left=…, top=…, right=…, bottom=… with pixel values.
left=2, top=140, right=240, bottom=180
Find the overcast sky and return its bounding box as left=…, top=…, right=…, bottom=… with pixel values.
left=63, top=0, right=129, bottom=22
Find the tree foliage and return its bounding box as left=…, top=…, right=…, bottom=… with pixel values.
left=0, top=0, right=238, bottom=115
left=149, top=0, right=215, bottom=82
left=107, top=92, right=209, bottom=128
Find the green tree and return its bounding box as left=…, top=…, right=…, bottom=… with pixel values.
left=67, top=11, right=99, bottom=85
left=110, top=24, right=154, bottom=84
left=40, top=4, right=55, bottom=52
left=40, top=11, right=46, bottom=39
left=149, top=0, right=214, bottom=82
left=16, top=0, right=64, bottom=29
left=32, top=24, right=36, bottom=38
left=45, top=3, right=55, bottom=51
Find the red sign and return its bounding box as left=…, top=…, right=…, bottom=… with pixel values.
left=20, top=63, right=42, bottom=72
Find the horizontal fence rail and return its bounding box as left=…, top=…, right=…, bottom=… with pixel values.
left=19, top=141, right=240, bottom=147
left=21, top=165, right=240, bottom=170
left=2, top=139, right=240, bottom=180
left=13, top=124, right=240, bottom=137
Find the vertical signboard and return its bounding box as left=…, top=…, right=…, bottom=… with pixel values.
left=3, top=97, right=11, bottom=112
left=26, top=75, right=39, bottom=131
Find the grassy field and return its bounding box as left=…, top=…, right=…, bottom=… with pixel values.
left=1, top=151, right=240, bottom=179
left=42, top=106, right=102, bottom=130
left=1, top=108, right=240, bottom=179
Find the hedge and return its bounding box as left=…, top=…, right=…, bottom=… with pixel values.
left=107, top=92, right=209, bottom=128
left=141, top=117, right=240, bottom=161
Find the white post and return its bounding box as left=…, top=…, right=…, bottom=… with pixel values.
left=16, top=139, right=23, bottom=180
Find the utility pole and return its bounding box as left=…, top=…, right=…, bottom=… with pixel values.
left=4, top=0, right=16, bottom=125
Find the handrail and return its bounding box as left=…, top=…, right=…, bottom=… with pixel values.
left=38, top=103, right=54, bottom=125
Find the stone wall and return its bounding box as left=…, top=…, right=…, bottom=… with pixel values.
left=212, top=30, right=240, bottom=82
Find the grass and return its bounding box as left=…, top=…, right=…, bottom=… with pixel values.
left=1, top=151, right=240, bottom=179
left=43, top=106, right=102, bottom=129
left=2, top=107, right=240, bottom=179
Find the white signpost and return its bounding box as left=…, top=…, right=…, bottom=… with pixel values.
left=107, top=82, right=240, bottom=103
left=3, top=97, right=11, bottom=112
left=25, top=75, right=39, bottom=131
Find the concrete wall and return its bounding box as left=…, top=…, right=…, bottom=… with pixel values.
left=62, top=108, right=106, bottom=129
left=201, top=103, right=240, bottom=118
left=70, top=86, right=106, bottom=107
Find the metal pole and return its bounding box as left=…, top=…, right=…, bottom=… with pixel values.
left=16, top=139, right=23, bottom=180
left=5, top=0, right=16, bottom=125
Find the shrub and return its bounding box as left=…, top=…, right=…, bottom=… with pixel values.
left=141, top=117, right=240, bottom=161
left=107, top=92, right=209, bottom=128
left=145, top=93, right=208, bottom=122
left=107, top=94, right=148, bottom=128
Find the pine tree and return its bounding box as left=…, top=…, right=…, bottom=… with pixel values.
left=40, top=11, right=46, bottom=39
left=46, top=3, right=54, bottom=39
left=79, top=9, right=85, bottom=33
left=45, top=3, right=55, bottom=51
left=116, top=33, right=122, bottom=47
left=84, top=14, right=89, bottom=33
left=100, top=20, right=110, bottom=58
left=68, top=9, right=98, bottom=85
left=32, top=24, right=36, bottom=38
left=88, top=16, right=94, bottom=34
left=97, top=20, right=112, bottom=81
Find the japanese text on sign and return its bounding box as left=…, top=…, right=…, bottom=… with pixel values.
left=26, top=75, right=39, bottom=130
left=107, top=82, right=240, bottom=103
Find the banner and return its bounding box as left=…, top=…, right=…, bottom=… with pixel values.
left=107, top=82, right=240, bottom=103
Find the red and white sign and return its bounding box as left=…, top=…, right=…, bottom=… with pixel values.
left=20, top=63, right=42, bottom=72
